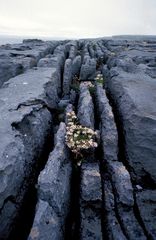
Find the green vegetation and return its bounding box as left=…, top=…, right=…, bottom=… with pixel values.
left=70, top=75, right=80, bottom=93
left=66, top=110, right=98, bottom=166
left=95, top=74, right=105, bottom=85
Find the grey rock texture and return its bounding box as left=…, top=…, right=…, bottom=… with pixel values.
left=78, top=83, right=94, bottom=129
left=108, top=161, right=134, bottom=207
left=68, top=41, right=78, bottom=60
left=38, top=44, right=67, bottom=94
left=28, top=122, right=72, bottom=240
left=80, top=163, right=103, bottom=240
left=95, top=71, right=147, bottom=239
left=95, top=84, right=118, bottom=162
left=106, top=68, right=156, bottom=184
left=0, top=37, right=156, bottom=239
left=39, top=56, right=63, bottom=94
left=108, top=162, right=146, bottom=239
left=63, top=58, right=73, bottom=96
left=72, top=55, right=82, bottom=77
left=136, top=190, right=156, bottom=239
left=69, top=89, right=77, bottom=105
left=28, top=200, right=62, bottom=240
left=80, top=57, right=96, bottom=80
left=103, top=179, right=127, bottom=240
left=0, top=40, right=57, bottom=87
left=0, top=67, right=61, bottom=238
left=0, top=58, right=23, bottom=87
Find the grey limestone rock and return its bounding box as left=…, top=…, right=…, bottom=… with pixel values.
left=28, top=122, right=72, bottom=240
left=28, top=200, right=62, bottom=240
left=72, top=55, right=82, bottom=77
left=108, top=161, right=146, bottom=240
left=108, top=161, right=134, bottom=207
left=80, top=57, right=96, bottom=80
left=0, top=57, right=23, bottom=87
left=136, top=190, right=156, bottom=239
left=77, top=83, right=94, bottom=129
left=103, top=179, right=127, bottom=240
left=96, top=84, right=118, bottom=162
left=80, top=163, right=103, bottom=240
left=63, top=58, right=73, bottom=96
left=0, top=41, right=56, bottom=87
left=0, top=67, right=62, bottom=237
left=106, top=68, right=156, bottom=184
left=68, top=43, right=77, bottom=60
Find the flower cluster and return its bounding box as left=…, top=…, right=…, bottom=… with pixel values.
left=81, top=81, right=94, bottom=88
left=65, top=111, right=98, bottom=161
left=81, top=81, right=95, bottom=96
left=95, top=74, right=104, bottom=84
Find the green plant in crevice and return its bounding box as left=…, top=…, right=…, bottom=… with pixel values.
left=95, top=74, right=105, bottom=85
left=70, top=75, right=80, bottom=93
left=65, top=110, right=98, bottom=166
left=80, top=81, right=95, bottom=96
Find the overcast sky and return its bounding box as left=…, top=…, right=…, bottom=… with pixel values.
left=0, top=0, right=156, bottom=38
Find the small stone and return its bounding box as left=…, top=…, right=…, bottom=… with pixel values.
left=136, top=185, right=143, bottom=191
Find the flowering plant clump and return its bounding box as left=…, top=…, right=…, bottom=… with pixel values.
left=95, top=74, right=104, bottom=85
left=81, top=81, right=94, bottom=88
left=81, top=81, right=95, bottom=96
left=65, top=111, right=98, bottom=165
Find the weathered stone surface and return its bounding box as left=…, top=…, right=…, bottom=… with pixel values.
left=138, top=63, right=156, bottom=79
left=28, top=200, right=61, bottom=240
left=80, top=163, right=102, bottom=240
left=65, top=103, right=73, bottom=123
left=107, top=56, right=137, bottom=73
left=37, top=57, right=55, bottom=67
left=78, top=83, right=94, bottom=129
left=16, top=56, right=37, bottom=70
left=106, top=68, right=156, bottom=184
left=103, top=179, right=127, bottom=240
left=108, top=161, right=146, bottom=239
left=102, top=64, right=109, bottom=79
left=1, top=67, right=59, bottom=109
left=96, top=84, right=118, bottom=162
left=63, top=58, right=73, bottom=96
left=88, top=44, right=96, bottom=58
left=58, top=99, right=70, bottom=109
left=38, top=43, right=66, bottom=95
left=68, top=42, right=77, bottom=60
left=53, top=44, right=66, bottom=68
left=80, top=163, right=102, bottom=203
left=80, top=57, right=96, bottom=80
left=80, top=208, right=102, bottom=240
left=69, top=89, right=77, bottom=105
left=72, top=55, right=82, bottom=77
left=108, top=161, right=133, bottom=207
left=0, top=106, right=52, bottom=238
left=105, top=39, right=128, bottom=53
left=119, top=48, right=156, bottom=66
left=117, top=209, right=146, bottom=240
left=0, top=58, right=23, bottom=87
left=0, top=67, right=62, bottom=237
left=0, top=40, right=57, bottom=87
left=28, top=122, right=72, bottom=239
left=0, top=37, right=156, bottom=240
left=136, top=190, right=156, bottom=239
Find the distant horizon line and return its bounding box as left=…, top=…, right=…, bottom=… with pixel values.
left=0, top=33, right=156, bottom=41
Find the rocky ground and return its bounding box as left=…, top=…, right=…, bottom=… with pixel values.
left=0, top=37, right=156, bottom=239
